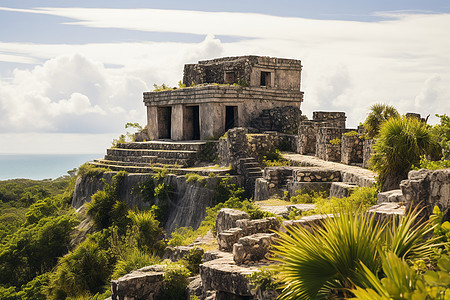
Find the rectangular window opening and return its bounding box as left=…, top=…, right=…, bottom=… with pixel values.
left=224, top=71, right=236, bottom=84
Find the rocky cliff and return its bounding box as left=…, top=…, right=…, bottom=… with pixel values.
left=71, top=172, right=229, bottom=233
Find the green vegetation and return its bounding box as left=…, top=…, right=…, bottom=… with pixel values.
left=168, top=177, right=274, bottom=246
left=363, top=103, right=400, bottom=138
left=185, top=173, right=206, bottom=185
left=288, top=187, right=377, bottom=216
left=272, top=208, right=447, bottom=299
left=111, top=122, right=144, bottom=147
left=371, top=116, right=439, bottom=191
left=262, top=149, right=292, bottom=167
left=329, top=137, right=341, bottom=145
left=433, top=114, right=450, bottom=160
left=343, top=130, right=359, bottom=137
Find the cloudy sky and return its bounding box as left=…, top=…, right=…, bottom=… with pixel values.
left=0, top=0, right=449, bottom=154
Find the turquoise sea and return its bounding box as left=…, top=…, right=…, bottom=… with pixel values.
left=0, top=154, right=104, bottom=180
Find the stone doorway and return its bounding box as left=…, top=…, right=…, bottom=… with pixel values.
left=260, top=71, right=271, bottom=86
left=225, top=106, right=238, bottom=131
left=184, top=106, right=200, bottom=140
left=157, top=106, right=172, bottom=139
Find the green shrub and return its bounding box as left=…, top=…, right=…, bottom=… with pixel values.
left=49, top=239, right=112, bottom=298
left=132, top=178, right=156, bottom=202
left=371, top=117, right=438, bottom=191
left=313, top=187, right=377, bottom=214
left=16, top=272, right=50, bottom=300
left=87, top=172, right=129, bottom=230
left=329, top=138, right=341, bottom=145
left=415, top=157, right=450, bottom=170
left=262, top=149, right=292, bottom=167
left=247, top=267, right=280, bottom=291
left=343, top=130, right=359, bottom=137
left=111, top=249, right=160, bottom=280
left=185, top=173, right=206, bottom=184
left=272, top=209, right=384, bottom=299
left=363, top=103, right=400, bottom=138
left=153, top=167, right=169, bottom=181
left=433, top=114, right=450, bottom=159
left=168, top=227, right=197, bottom=247
left=178, top=247, right=204, bottom=275
left=290, top=190, right=327, bottom=204
left=127, top=210, right=163, bottom=252
left=0, top=286, right=18, bottom=300
left=77, top=163, right=109, bottom=178
left=160, top=263, right=190, bottom=300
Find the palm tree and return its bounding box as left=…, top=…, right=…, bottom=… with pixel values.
left=363, top=103, right=400, bottom=138
left=370, top=116, right=437, bottom=191
left=271, top=208, right=441, bottom=299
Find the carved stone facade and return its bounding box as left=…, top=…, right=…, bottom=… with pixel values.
left=144, top=56, right=303, bottom=141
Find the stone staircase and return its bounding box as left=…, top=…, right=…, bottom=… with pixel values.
left=91, top=140, right=216, bottom=172
left=238, top=157, right=264, bottom=194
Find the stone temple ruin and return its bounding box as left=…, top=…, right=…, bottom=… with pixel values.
left=82, top=55, right=450, bottom=300
left=144, top=56, right=303, bottom=140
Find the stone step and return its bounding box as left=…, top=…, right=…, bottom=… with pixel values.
left=104, top=155, right=157, bottom=163
left=107, top=148, right=197, bottom=160
left=115, top=141, right=208, bottom=151
left=243, top=162, right=259, bottom=168
left=246, top=167, right=262, bottom=173
left=248, top=171, right=263, bottom=177
left=94, top=159, right=153, bottom=167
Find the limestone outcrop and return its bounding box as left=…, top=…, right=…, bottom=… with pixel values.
left=401, top=168, right=450, bottom=221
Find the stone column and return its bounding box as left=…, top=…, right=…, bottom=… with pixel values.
left=146, top=106, right=158, bottom=140
left=171, top=104, right=183, bottom=140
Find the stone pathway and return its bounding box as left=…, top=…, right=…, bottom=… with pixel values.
left=283, top=153, right=377, bottom=187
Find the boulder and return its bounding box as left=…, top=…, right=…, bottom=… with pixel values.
left=377, top=189, right=405, bottom=204
left=233, top=233, right=278, bottom=265
left=111, top=265, right=165, bottom=300
left=216, top=208, right=250, bottom=234
left=218, top=227, right=244, bottom=252
left=401, top=169, right=450, bottom=221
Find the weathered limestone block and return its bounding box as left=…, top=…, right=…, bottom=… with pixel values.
left=254, top=178, right=270, bottom=201
left=233, top=233, right=278, bottom=265
left=200, top=252, right=267, bottom=297
left=111, top=265, right=165, bottom=300
left=281, top=214, right=331, bottom=233
left=203, top=250, right=228, bottom=262
left=400, top=169, right=450, bottom=221
left=162, top=246, right=204, bottom=262
left=216, top=208, right=250, bottom=234
left=367, top=203, right=405, bottom=223
left=218, top=227, right=245, bottom=252
left=377, top=189, right=405, bottom=204
left=363, top=139, right=376, bottom=169
left=235, top=217, right=280, bottom=236
left=330, top=182, right=357, bottom=198
left=188, top=275, right=203, bottom=298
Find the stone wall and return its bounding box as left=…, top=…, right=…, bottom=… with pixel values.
left=297, top=112, right=346, bottom=156
left=363, top=139, right=376, bottom=168
left=312, top=111, right=346, bottom=128
left=218, top=127, right=295, bottom=167
left=316, top=127, right=349, bottom=162
left=183, top=56, right=302, bottom=90
left=400, top=168, right=450, bottom=221
left=250, top=106, right=303, bottom=134
left=298, top=120, right=317, bottom=155
left=341, top=133, right=363, bottom=165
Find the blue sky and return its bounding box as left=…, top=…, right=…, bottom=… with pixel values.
left=0, top=1, right=449, bottom=154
